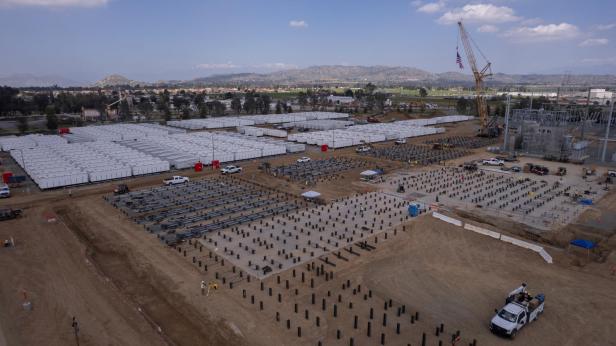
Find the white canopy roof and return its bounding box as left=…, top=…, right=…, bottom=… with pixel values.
left=301, top=190, right=321, bottom=198
left=360, top=170, right=379, bottom=177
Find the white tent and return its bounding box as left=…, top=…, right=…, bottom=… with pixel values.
left=360, top=170, right=380, bottom=177
left=301, top=191, right=321, bottom=198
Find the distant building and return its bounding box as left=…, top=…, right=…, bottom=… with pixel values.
left=81, top=108, right=101, bottom=121
left=590, top=89, right=613, bottom=102
left=327, top=95, right=354, bottom=105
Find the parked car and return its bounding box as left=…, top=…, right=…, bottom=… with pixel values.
left=510, top=166, right=522, bottom=173
left=525, top=163, right=549, bottom=176
left=297, top=157, right=311, bottom=163
left=356, top=146, right=371, bottom=153
left=482, top=158, right=505, bottom=166
left=0, top=184, right=10, bottom=198
left=607, top=170, right=616, bottom=178
left=496, top=155, right=519, bottom=162
left=221, top=165, right=242, bottom=175
left=463, top=162, right=478, bottom=171
left=163, top=176, right=190, bottom=185
left=395, top=138, right=407, bottom=145
left=113, top=184, right=130, bottom=195
left=0, top=208, right=21, bottom=221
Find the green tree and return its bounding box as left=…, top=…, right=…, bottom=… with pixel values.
left=138, top=99, right=154, bottom=119
left=182, top=107, right=191, bottom=119
left=275, top=101, right=283, bottom=114
left=231, top=97, right=242, bottom=114
left=456, top=97, right=469, bottom=114
left=344, top=89, right=354, bottom=97
left=119, top=100, right=130, bottom=120
left=364, top=83, right=377, bottom=95
left=419, top=87, right=428, bottom=98
left=297, top=92, right=308, bottom=110
left=45, top=105, right=58, bottom=130
left=17, top=116, right=29, bottom=133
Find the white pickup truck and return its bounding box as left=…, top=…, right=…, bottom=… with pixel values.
left=163, top=176, right=190, bottom=186
left=490, top=283, right=545, bottom=339
left=482, top=158, right=505, bottom=166
left=221, top=165, right=242, bottom=175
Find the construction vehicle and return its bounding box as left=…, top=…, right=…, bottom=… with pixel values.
left=525, top=163, right=549, bottom=176
left=457, top=21, right=499, bottom=138
left=462, top=162, right=478, bottom=171
left=556, top=167, right=567, bottom=176
left=113, top=184, right=130, bottom=195
left=0, top=208, right=22, bottom=221
left=490, top=283, right=545, bottom=338
left=432, top=142, right=453, bottom=150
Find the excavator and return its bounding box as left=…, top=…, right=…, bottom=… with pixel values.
left=457, top=21, right=500, bottom=138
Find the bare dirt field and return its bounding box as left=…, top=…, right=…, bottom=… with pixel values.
left=1, top=120, right=616, bottom=346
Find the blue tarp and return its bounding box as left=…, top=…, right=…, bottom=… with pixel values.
left=579, top=198, right=593, bottom=205
left=570, top=239, right=596, bottom=249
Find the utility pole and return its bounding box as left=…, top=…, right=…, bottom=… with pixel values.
left=503, top=94, right=512, bottom=153
left=601, top=98, right=614, bottom=162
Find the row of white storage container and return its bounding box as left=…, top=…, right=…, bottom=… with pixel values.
left=282, top=120, right=354, bottom=130
left=0, top=134, right=67, bottom=151
left=167, top=112, right=349, bottom=129
left=238, top=126, right=288, bottom=138
left=70, top=123, right=181, bottom=142
left=82, top=141, right=170, bottom=175
left=35, top=174, right=90, bottom=189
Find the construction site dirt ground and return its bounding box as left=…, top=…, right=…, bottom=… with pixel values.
left=1, top=120, right=616, bottom=346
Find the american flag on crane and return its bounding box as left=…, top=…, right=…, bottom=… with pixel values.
left=456, top=47, right=464, bottom=69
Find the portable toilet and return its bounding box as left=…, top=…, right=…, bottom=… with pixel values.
left=2, top=172, right=13, bottom=184
left=194, top=162, right=203, bottom=172
left=408, top=202, right=421, bottom=217
left=321, top=144, right=328, bottom=152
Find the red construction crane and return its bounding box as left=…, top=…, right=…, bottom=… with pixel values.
left=457, top=21, right=497, bottom=137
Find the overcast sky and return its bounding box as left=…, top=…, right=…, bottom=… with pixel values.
left=0, top=0, right=615, bottom=82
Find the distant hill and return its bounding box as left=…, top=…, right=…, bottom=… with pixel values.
left=94, top=74, right=145, bottom=87
left=181, top=65, right=616, bottom=87
left=0, top=73, right=81, bottom=87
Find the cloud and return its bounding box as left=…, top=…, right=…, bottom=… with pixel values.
left=438, top=4, right=520, bottom=25
left=0, top=0, right=108, bottom=6
left=289, top=20, right=308, bottom=28
left=251, top=63, right=298, bottom=70
left=594, top=23, right=616, bottom=31
left=196, top=62, right=239, bottom=69
left=196, top=62, right=297, bottom=71
left=504, top=23, right=580, bottom=42
left=410, top=0, right=422, bottom=6
left=581, top=57, right=616, bottom=66
left=477, top=24, right=499, bottom=33
left=417, top=1, right=445, bottom=13
left=579, top=38, right=609, bottom=47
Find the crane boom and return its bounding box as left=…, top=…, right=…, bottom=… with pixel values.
left=457, top=21, right=493, bottom=136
